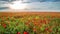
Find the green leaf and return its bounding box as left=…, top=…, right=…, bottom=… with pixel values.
left=40, top=27, right=45, bottom=31
left=0, top=25, right=6, bottom=32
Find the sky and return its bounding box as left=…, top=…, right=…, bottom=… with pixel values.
left=0, top=0, right=60, bottom=2
left=0, top=0, right=60, bottom=11
left=28, top=0, right=60, bottom=2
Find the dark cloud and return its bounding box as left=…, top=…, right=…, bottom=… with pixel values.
left=0, top=0, right=8, bottom=1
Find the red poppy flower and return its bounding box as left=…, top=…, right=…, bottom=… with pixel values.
left=33, top=18, right=36, bottom=21
left=45, top=28, right=49, bottom=31
left=24, top=32, right=29, bottom=34
left=49, top=30, right=52, bottom=32
left=51, top=16, right=55, bottom=18
left=39, top=20, right=42, bottom=24
left=57, top=16, right=60, bottom=18
left=43, top=20, right=47, bottom=24
left=17, top=32, right=20, bottom=34
left=34, top=22, right=37, bottom=25
left=2, top=23, right=6, bottom=28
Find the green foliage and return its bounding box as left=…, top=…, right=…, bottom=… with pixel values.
left=0, top=16, right=60, bottom=34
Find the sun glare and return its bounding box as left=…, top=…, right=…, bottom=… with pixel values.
left=9, top=0, right=27, bottom=9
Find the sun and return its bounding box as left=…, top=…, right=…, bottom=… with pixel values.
left=9, top=0, right=27, bottom=9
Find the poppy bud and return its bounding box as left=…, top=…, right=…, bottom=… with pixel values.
left=17, top=32, right=20, bottom=34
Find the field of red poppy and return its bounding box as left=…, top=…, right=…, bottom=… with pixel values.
left=0, top=12, right=60, bottom=34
